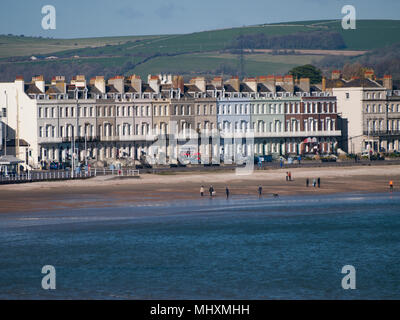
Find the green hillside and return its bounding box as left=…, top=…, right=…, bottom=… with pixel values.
left=1, top=19, right=399, bottom=81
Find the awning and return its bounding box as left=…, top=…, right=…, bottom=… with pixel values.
left=0, top=155, right=24, bottom=165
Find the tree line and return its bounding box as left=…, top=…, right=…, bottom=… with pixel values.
left=229, top=31, right=347, bottom=50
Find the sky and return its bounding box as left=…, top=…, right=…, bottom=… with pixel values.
left=0, top=0, right=399, bottom=38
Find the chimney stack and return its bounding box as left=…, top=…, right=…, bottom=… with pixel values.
left=226, top=76, right=240, bottom=92
left=32, top=75, right=45, bottom=93
left=283, top=75, right=294, bottom=93
left=130, top=75, right=142, bottom=93
left=299, top=78, right=310, bottom=93
left=331, top=70, right=341, bottom=80
left=15, top=75, right=24, bottom=92
left=383, top=75, right=393, bottom=90
left=244, top=77, right=257, bottom=92
left=51, top=76, right=66, bottom=93
left=322, top=77, right=326, bottom=91
left=108, top=76, right=125, bottom=93
left=211, top=76, right=223, bottom=89
left=190, top=77, right=206, bottom=92
left=91, top=76, right=105, bottom=94
left=172, top=75, right=184, bottom=92
left=72, top=75, right=86, bottom=88
left=364, top=69, right=374, bottom=80
left=148, top=75, right=160, bottom=94
left=265, top=75, right=276, bottom=93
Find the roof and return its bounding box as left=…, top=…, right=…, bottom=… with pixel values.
left=240, top=83, right=254, bottom=93
left=342, top=78, right=382, bottom=88
left=25, top=84, right=42, bottom=94
left=124, top=85, right=137, bottom=93
left=327, top=77, right=383, bottom=89
left=324, top=78, right=347, bottom=89
left=275, top=85, right=287, bottom=93
left=106, top=84, right=118, bottom=93
left=257, top=83, right=271, bottom=93
left=142, top=84, right=155, bottom=93
left=224, top=84, right=237, bottom=92
left=87, top=85, right=102, bottom=95
left=184, top=84, right=201, bottom=93
left=45, top=85, right=61, bottom=94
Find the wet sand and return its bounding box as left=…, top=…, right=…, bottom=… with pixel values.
left=1, top=165, right=399, bottom=213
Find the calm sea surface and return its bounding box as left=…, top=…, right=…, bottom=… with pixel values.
left=0, top=192, right=399, bottom=299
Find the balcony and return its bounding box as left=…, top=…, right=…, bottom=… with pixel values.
left=363, top=130, right=400, bottom=137
left=252, top=130, right=342, bottom=138
left=61, top=136, right=100, bottom=143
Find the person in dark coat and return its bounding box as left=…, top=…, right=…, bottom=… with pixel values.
left=209, top=185, right=214, bottom=197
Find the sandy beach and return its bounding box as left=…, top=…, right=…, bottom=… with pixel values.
left=1, top=165, right=399, bottom=213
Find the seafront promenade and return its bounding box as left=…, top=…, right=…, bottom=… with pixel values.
left=2, top=158, right=400, bottom=184
left=0, top=164, right=399, bottom=214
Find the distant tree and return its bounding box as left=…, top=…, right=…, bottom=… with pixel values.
left=289, top=64, right=322, bottom=84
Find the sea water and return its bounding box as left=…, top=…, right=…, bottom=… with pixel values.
left=0, top=192, right=399, bottom=299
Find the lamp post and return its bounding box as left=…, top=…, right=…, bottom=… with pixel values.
left=3, top=90, right=8, bottom=156
left=84, top=122, right=90, bottom=168
left=67, top=124, right=75, bottom=178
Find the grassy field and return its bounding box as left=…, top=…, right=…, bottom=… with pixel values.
left=326, top=19, right=400, bottom=50
left=0, top=34, right=168, bottom=58
left=1, top=19, right=399, bottom=81
left=130, top=52, right=325, bottom=79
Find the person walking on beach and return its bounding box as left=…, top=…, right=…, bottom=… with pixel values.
left=306, top=178, right=309, bottom=187
left=389, top=180, right=393, bottom=192
left=258, top=185, right=263, bottom=197
left=200, top=185, right=204, bottom=197
left=209, top=185, right=214, bottom=197
left=317, top=178, right=321, bottom=188
left=225, top=186, right=230, bottom=199
left=286, top=172, right=289, bottom=181
left=313, top=178, right=316, bottom=188
left=288, top=171, right=292, bottom=181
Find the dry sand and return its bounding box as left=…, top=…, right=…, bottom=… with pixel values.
left=1, top=165, right=399, bottom=213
